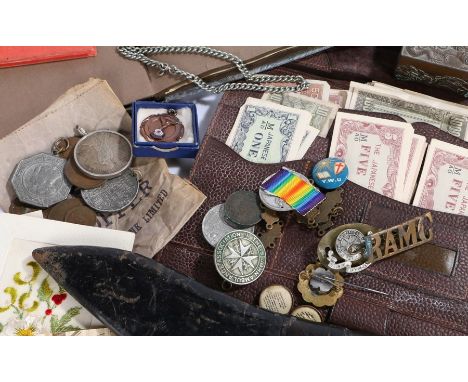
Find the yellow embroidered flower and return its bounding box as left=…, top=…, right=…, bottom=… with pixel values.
left=15, top=325, right=37, bottom=336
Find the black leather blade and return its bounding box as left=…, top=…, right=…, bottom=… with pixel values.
left=32, top=246, right=363, bottom=336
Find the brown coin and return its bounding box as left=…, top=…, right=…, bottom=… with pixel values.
left=8, top=198, right=39, bottom=215
left=64, top=157, right=105, bottom=189
left=64, top=205, right=96, bottom=226
left=58, top=137, right=81, bottom=159
left=46, top=198, right=84, bottom=222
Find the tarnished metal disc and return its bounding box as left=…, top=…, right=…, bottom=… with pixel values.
left=224, top=190, right=262, bottom=228
left=47, top=197, right=84, bottom=222
left=81, top=170, right=139, bottom=212
left=214, top=230, right=266, bottom=285
left=64, top=206, right=97, bottom=226
left=74, top=130, right=132, bottom=179
left=9, top=198, right=39, bottom=215
left=202, top=204, right=254, bottom=247
left=11, top=153, right=71, bottom=208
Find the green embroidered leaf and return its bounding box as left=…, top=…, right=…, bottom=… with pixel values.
left=0, top=322, right=4, bottom=334
left=18, top=291, right=39, bottom=312
left=50, top=315, right=59, bottom=334
left=13, top=272, right=28, bottom=285
left=56, top=325, right=81, bottom=333
left=57, top=307, right=81, bottom=327
left=4, top=287, right=17, bottom=304
left=13, top=262, right=42, bottom=286
left=18, top=292, right=29, bottom=309
left=26, top=261, right=41, bottom=283
left=25, top=301, right=39, bottom=313
left=50, top=307, right=82, bottom=334
left=58, top=285, right=66, bottom=294
left=37, top=277, right=53, bottom=302
left=0, top=306, right=10, bottom=313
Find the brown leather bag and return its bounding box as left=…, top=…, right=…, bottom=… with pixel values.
left=155, top=47, right=468, bottom=335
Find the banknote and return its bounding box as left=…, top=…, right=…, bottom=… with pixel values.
left=226, top=97, right=310, bottom=163
left=402, top=134, right=427, bottom=203
left=301, top=79, right=330, bottom=100
left=262, top=91, right=338, bottom=138
left=346, top=81, right=468, bottom=140
left=266, top=79, right=330, bottom=102
left=413, top=139, right=468, bottom=216
left=329, top=112, right=414, bottom=201
left=328, top=89, right=349, bottom=108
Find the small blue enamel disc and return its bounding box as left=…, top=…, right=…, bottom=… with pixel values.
left=311, top=157, right=349, bottom=190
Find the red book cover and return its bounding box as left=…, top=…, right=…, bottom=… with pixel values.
left=0, top=46, right=97, bottom=68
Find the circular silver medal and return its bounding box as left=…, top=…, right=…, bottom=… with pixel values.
left=202, top=204, right=255, bottom=247
left=81, top=170, right=139, bottom=212
left=11, top=153, right=71, bottom=208
left=259, top=170, right=310, bottom=212
left=335, top=229, right=365, bottom=262
left=214, top=231, right=266, bottom=285
left=74, top=130, right=133, bottom=179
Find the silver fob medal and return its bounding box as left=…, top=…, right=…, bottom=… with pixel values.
left=11, top=153, right=71, bottom=208
left=214, top=231, right=266, bottom=285
left=202, top=204, right=255, bottom=247
left=74, top=130, right=133, bottom=179
left=81, top=170, right=139, bottom=212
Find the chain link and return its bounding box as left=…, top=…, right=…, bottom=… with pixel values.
left=117, top=46, right=310, bottom=94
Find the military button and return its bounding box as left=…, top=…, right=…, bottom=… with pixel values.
left=312, top=158, right=348, bottom=190
left=291, top=306, right=322, bottom=323
left=259, top=285, right=293, bottom=314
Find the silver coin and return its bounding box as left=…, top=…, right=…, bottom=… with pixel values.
left=11, top=153, right=71, bottom=208
left=81, top=170, right=139, bottom=212
left=335, top=229, right=365, bottom=262
left=202, top=204, right=254, bottom=247
left=258, top=170, right=310, bottom=212
left=74, top=130, right=133, bottom=179
left=214, top=230, right=266, bottom=285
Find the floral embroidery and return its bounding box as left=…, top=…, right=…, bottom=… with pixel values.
left=0, top=261, right=82, bottom=336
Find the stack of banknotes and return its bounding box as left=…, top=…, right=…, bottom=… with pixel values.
left=226, top=80, right=344, bottom=163
left=226, top=79, right=468, bottom=216
left=330, top=111, right=425, bottom=204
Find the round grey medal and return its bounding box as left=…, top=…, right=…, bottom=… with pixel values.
left=74, top=130, right=133, bottom=179
left=202, top=204, right=255, bottom=247
left=81, top=170, right=139, bottom=212
left=214, top=231, right=266, bottom=285
left=11, top=153, right=71, bottom=208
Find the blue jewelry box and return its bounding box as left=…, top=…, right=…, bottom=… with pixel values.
left=132, top=101, right=200, bottom=158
